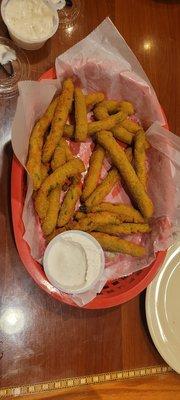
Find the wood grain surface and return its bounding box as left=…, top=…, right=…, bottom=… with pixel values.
left=0, top=0, right=180, bottom=391
left=1, top=372, right=180, bottom=400
left=11, top=373, right=180, bottom=400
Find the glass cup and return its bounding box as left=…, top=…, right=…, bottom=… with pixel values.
left=56, top=0, right=81, bottom=27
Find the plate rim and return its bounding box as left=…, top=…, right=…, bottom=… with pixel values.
left=145, top=243, right=180, bottom=373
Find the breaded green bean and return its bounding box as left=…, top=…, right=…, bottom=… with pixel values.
left=74, top=88, right=88, bottom=141
left=95, top=223, right=151, bottom=235
left=73, top=211, right=125, bottom=232
left=26, top=97, right=58, bottom=190
left=42, top=78, right=74, bottom=163
left=65, top=141, right=73, bottom=161
left=125, top=147, right=133, bottom=164
left=41, top=163, right=49, bottom=182
left=134, top=130, right=147, bottom=188
left=90, top=232, right=146, bottom=257
left=88, top=111, right=126, bottom=135
left=41, top=187, right=61, bottom=236
left=85, top=92, right=105, bottom=108
left=88, top=202, right=145, bottom=223
left=96, top=100, right=134, bottom=117
left=58, top=182, right=82, bottom=227
left=111, top=125, right=133, bottom=144
left=120, top=101, right=134, bottom=115
left=94, top=105, right=109, bottom=120
left=34, top=158, right=85, bottom=220
left=85, top=168, right=120, bottom=208
left=63, top=124, right=74, bottom=139
left=74, top=211, right=124, bottom=223
left=63, top=111, right=127, bottom=139
left=74, top=211, right=86, bottom=220
left=51, top=138, right=73, bottom=171
left=100, top=100, right=120, bottom=114
left=82, top=145, right=105, bottom=201
left=96, top=131, right=153, bottom=219
left=51, top=138, right=67, bottom=171
left=121, top=118, right=141, bottom=133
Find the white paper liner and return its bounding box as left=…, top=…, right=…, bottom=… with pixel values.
left=11, top=18, right=180, bottom=306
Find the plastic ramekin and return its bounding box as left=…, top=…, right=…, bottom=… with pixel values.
left=1, top=0, right=59, bottom=50
left=43, top=230, right=105, bottom=295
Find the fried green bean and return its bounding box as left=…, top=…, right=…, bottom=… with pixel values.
left=74, top=88, right=88, bottom=141
left=42, top=187, right=61, bottom=236
left=88, top=202, right=145, bottom=223
left=95, top=223, right=151, bottom=235
left=85, top=168, right=120, bottom=208
left=42, top=78, right=74, bottom=162
left=96, top=131, right=153, bottom=219
left=111, top=126, right=133, bottom=145
left=85, top=92, right=105, bottom=108
left=82, top=145, right=105, bottom=201
left=35, top=158, right=85, bottom=220
left=121, top=118, right=141, bottom=133
left=58, top=182, right=82, bottom=227
left=134, top=130, right=147, bottom=188
left=26, top=97, right=58, bottom=189
left=90, top=232, right=146, bottom=257
left=72, top=211, right=125, bottom=232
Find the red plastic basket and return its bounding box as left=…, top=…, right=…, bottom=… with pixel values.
left=11, top=68, right=167, bottom=309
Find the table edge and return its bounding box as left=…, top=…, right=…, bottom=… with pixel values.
left=0, top=365, right=173, bottom=397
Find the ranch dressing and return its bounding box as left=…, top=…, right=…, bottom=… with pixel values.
left=4, top=0, right=56, bottom=41
left=44, top=231, right=104, bottom=294
left=0, top=44, right=16, bottom=65
left=51, top=0, right=66, bottom=10
left=46, top=239, right=88, bottom=290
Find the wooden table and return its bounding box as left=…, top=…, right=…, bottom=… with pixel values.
left=0, top=0, right=180, bottom=397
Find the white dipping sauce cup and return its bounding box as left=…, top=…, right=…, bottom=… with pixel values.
left=43, top=230, right=105, bottom=295
left=1, top=0, right=59, bottom=50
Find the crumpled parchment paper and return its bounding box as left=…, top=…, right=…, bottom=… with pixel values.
left=12, top=18, right=180, bottom=306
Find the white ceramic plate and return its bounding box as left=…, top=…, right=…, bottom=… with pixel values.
left=146, top=242, right=180, bottom=373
